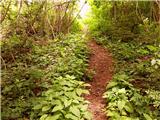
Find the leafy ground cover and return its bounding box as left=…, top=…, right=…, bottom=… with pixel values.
left=1, top=34, right=92, bottom=120
left=85, top=1, right=160, bottom=119
left=1, top=1, right=160, bottom=120
left=96, top=37, right=160, bottom=120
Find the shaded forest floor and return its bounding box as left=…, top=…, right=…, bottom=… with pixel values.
left=85, top=40, right=113, bottom=120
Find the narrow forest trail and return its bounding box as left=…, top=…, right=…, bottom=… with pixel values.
left=85, top=40, right=113, bottom=120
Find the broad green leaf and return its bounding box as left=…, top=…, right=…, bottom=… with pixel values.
left=76, top=88, right=89, bottom=96
left=63, top=86, right=74, bottom=91
left=117, top=100, right=126, bottom=111
left=64, top=99, right=72, bottom=108
left=121, top=109, right=127, bottom=116
left=70, top=106, right=80, bottom=118
left=138, top=49, right=149, bottom=55
left=52, top=104, right=64, bottom=112
left=45, top=114, right=61, bottom=120
left=82, top=89, right=89, bottom=94
left=33, top=104, right=42, bottom=110
left=83, top=83, right=91, bottom=87
left=106, top=81, right=118, bottom=89
left=42, top=106, right=51, bottom=112
left=124, top=103, right=134, bottom=113
left=80, top=104, right=88, bottom=111
left=65, top=113, right=78, bottom=120
left=76, top=96, right=84, bottom=102
left=60, top=81, right=74, bottom=87
left=146, top=45, right=157, bottom=52
left=83, top=111, right=92, bottom=120
left=65, top=75, right=76, bottom=79
left=80, top=118, right=85, bottom=120
left=120, top=116, right=132, bottom=120
left=118, top=88, right=126, bottom=94
left=76, top=88, right=83, bottom=96
left=65, top=91, right=78, bottom=99
left=77, top=81, right=85, bottom=86
left=72, top=99, right=80, bottom=104
left=40, top=114, right=48, bottom=120
left=107, top=110, right=120, bottom=118
left=52, top=100, right=61, bottom=105
left=143, top=113, right=152, bottom=120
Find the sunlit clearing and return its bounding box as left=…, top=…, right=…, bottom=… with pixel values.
left=79, top=0, right=91, bottom=19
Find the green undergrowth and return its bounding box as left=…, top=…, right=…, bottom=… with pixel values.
left=1, top=33, right=92, bottom=120
left=96, top=37, right=160, bottom=120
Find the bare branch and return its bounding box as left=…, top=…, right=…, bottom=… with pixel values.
left=0, top=0, right=11, bottom=23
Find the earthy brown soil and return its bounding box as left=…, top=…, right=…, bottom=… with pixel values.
left=85, top=40, right=113, bottom=120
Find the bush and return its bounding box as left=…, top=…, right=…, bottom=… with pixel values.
left=1, top=34, right=91, bottom=119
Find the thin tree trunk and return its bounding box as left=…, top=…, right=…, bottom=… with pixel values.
left=0, top=0, right=11, bottom=23
left=113, top=1, right=117, bottom=21
left=156, top=1, right=160, bottom=25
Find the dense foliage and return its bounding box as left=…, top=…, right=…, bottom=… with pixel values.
left=1, top=33, right=92, bottom=120
left=1, top=0, right=91, bottom=119
left=98, top=38, right=160, bottom=120
left=1, top=0, right=160, bottom=120
left=86, top=0, right=160, bottom=43
left=87, top=0, right=160, bottom=120
left=0, top=0, right=81, bottom=38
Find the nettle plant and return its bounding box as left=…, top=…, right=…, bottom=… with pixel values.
left=103, top=73, right=155, bottom=120
left=32, top=75, right=92, bottom=120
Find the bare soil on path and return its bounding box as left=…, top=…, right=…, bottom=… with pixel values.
left=85, top=40, right=113, bottom=120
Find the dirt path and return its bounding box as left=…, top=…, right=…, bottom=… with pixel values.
left=85, top=40, right=113, bottom=120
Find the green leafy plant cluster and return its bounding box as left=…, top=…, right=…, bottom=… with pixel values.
left=1, top=36, right=41, bottom=119
left=32, top=75, right=91, bottom=120
left=96, top=37, right=160, bottom=120
left=1, top=0, right=80, bottom=39
left=87, top=1, right=160, bottom=43
left=1, top=34, right=91, bottom=120
left=1, top=0, right=89, bottom=119
left=136, top=19, right=160, bottom=44
left=86, top=1, right=160, bottom=119
left=30, top=34, right=92, bottom=120
left=103, top=73, right=156, bottom=120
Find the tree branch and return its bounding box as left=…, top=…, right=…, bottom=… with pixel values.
left=0, top=0, right=11, bottom=23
